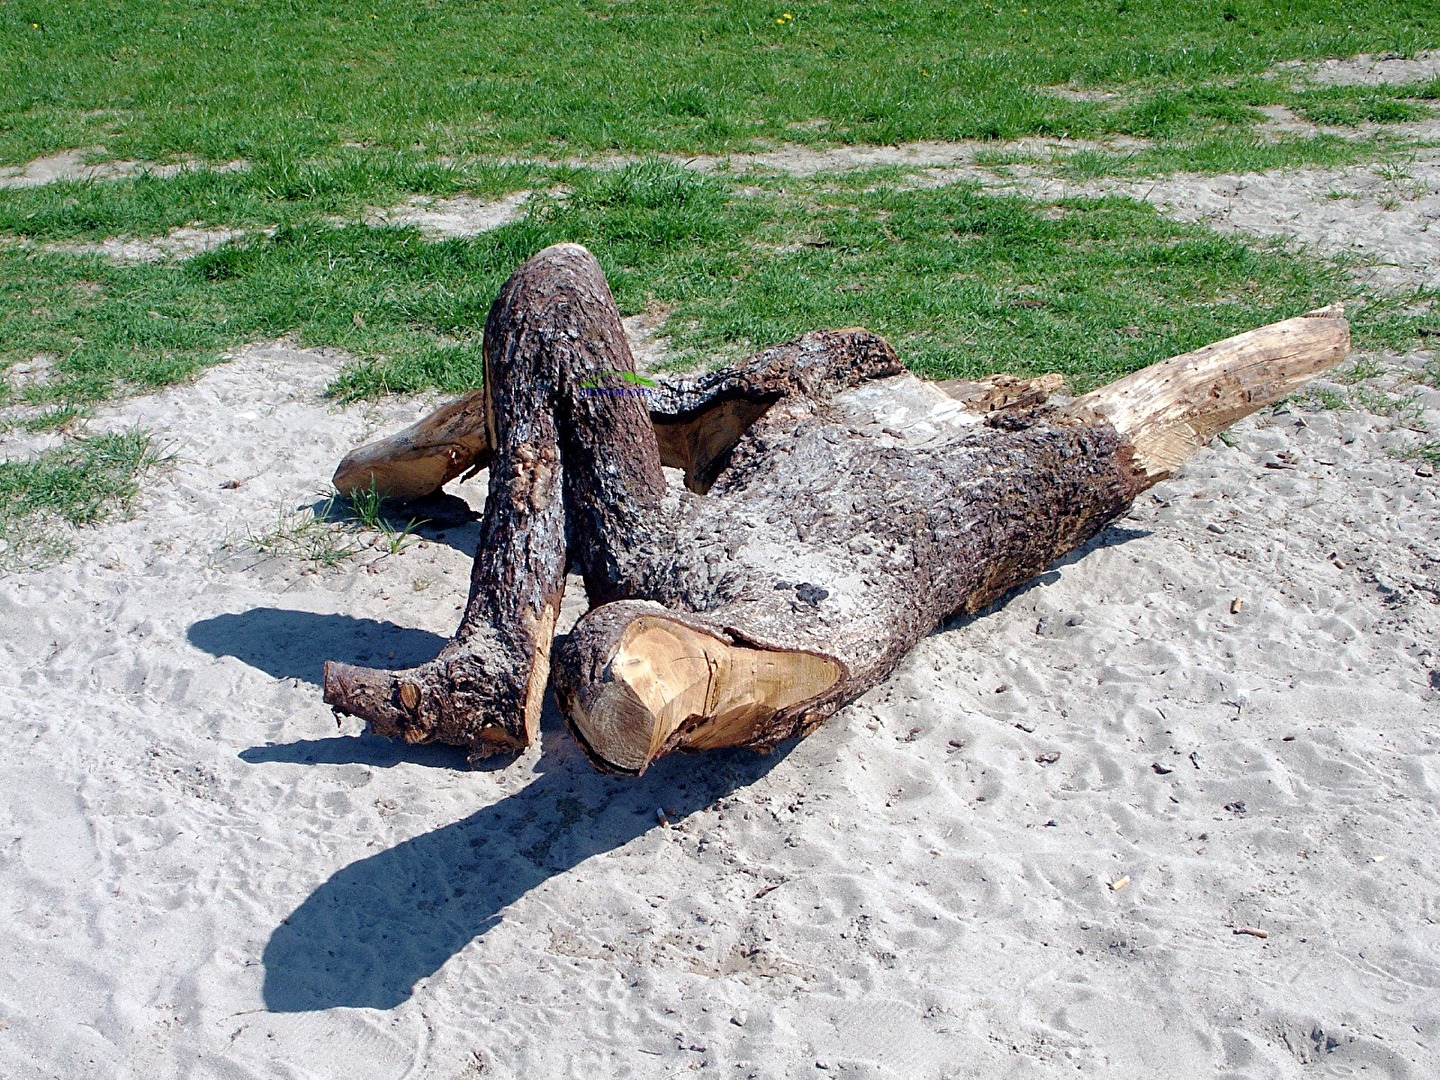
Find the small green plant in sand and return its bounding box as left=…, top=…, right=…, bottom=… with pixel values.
left=340, top=483, right=426, bottom=556
left=1388, top=437, right=1439, bottom=474
left=0, top=428, right=164, bottom=569
left=238, top=485, right=424, bottom=568
left=1351, top=385, right=1426, bottom=424
left=239, top=496, right=368, bottom=569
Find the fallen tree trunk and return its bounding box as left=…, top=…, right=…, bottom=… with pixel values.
left=324, top=242, right=1349, bottom=774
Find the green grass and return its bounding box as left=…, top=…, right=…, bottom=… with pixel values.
left=234, top=487, right=425, bottom=568
left=0, top=161, right=1423, bottom=410
left=339, top=483, right=426, bottom=556
left=0, top=428, right=162, bottom=568
left=0, top=152, right=545, bottom=242
left=2, top=1, right=1438, bottom=168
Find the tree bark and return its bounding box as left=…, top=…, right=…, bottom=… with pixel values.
left=324, top=242, right=1349, bottom=773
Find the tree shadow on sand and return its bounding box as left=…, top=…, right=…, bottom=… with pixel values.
left=252, top=718, right=791, bottom=1012
left=195, top=605, right=787, bottom=1011
left=188, top=609, right=448, bottom=685
left=230, top=525, right=1152, bottom=1014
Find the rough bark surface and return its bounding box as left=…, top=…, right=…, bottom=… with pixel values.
left=326, top=243, right=665, bottom=754
left=324, top=242, right=1349, bottom=774
left=333, top=328, right=902, bottom=501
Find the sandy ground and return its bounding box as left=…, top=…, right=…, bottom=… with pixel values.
left=1275, top=51, right=1440, bottom=87
left=0, top=324, right=1436, bottom=1078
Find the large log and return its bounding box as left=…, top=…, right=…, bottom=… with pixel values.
left=323, top=243, right=1349, bottom=774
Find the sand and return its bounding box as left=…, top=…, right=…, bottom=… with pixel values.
left=1274, top=51, right=1440, bottom=88
left=362, top=191, right=537, bottom=239
left=0, top=322, right=1436, bottom=1078
left=971, top=151, right=1440, bottom=294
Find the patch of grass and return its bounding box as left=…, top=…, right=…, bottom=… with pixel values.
left=0, top=152, right=546, bottom=242
left=19, top=404, right=86, bottom=432
left=0, top=428, right=163, bottom=569
left=237, top=487, right=424, bottom=567
left=1394, top=440, right=1439, bottom=467
left=3, top=161, right=1431, bottom=406
left=1340, top=355, right=1387, bottom=383
left=1351, top=384, right=1425, bottom=423
left=238, top=495, right=368, bottom=569
left=1309, top=387, right=1348, bottom=410
left=337, top=483, right=426, bottom=556
left=1290, top=85, right=1433, bottom=127
left=1, top=2, right=1438, bottom=167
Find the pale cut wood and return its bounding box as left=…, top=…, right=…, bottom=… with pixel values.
left=333, top=389, right=491, bottom=502
left=564, top=610, right=842, bottom=775
left=1067, top=305, right=1349, bottom=485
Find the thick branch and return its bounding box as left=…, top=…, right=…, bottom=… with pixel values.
left=332, top=329, right=900, bottom=501
left=1067, top=305, right=1349, bottom=485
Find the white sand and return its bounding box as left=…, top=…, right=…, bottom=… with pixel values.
left=0, top=330, right=1436, bottom=1078
left=1275, top=51, right=1440, bottom=88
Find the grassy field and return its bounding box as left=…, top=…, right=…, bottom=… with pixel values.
left=1, top=160, right=1420, bottom=413
left=3, top=0, right=1438, bottom=164
left=1, top=3, right=1438, bottom=557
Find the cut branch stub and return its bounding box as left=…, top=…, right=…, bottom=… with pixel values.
left=557, top=601, right=844, bottom=776
left=324, top=242, right=1349, bottom=776
left=333, top=389, right=492, bottom=502
left=1067, top=305, right=1349, bottom=485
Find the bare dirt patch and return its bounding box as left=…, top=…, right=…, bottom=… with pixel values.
left=686, top=136, right=1149, bottom=178
left=363, top=190, right=536, bottom=238
left=1276, top=50, right=1440, bottom=87
left=0, top=148, right=248, bottom=189
left=44, top=225, right=261, bottom=263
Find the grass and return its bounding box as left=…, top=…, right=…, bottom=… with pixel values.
left=0, top=152, right=544, bottom=242
left=2, top=1, right=1438, bottom=168
left=1394, top=440, right=1439, bottom=467
left=235, top=487, right=425, bottom=568
left=342, top=483, right=426, bottom=556
left=0, top=428, right=163, bottom=568
left=237, top=496, right=369, bottom=569
left=0, top=161, right=1425, bottom=409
